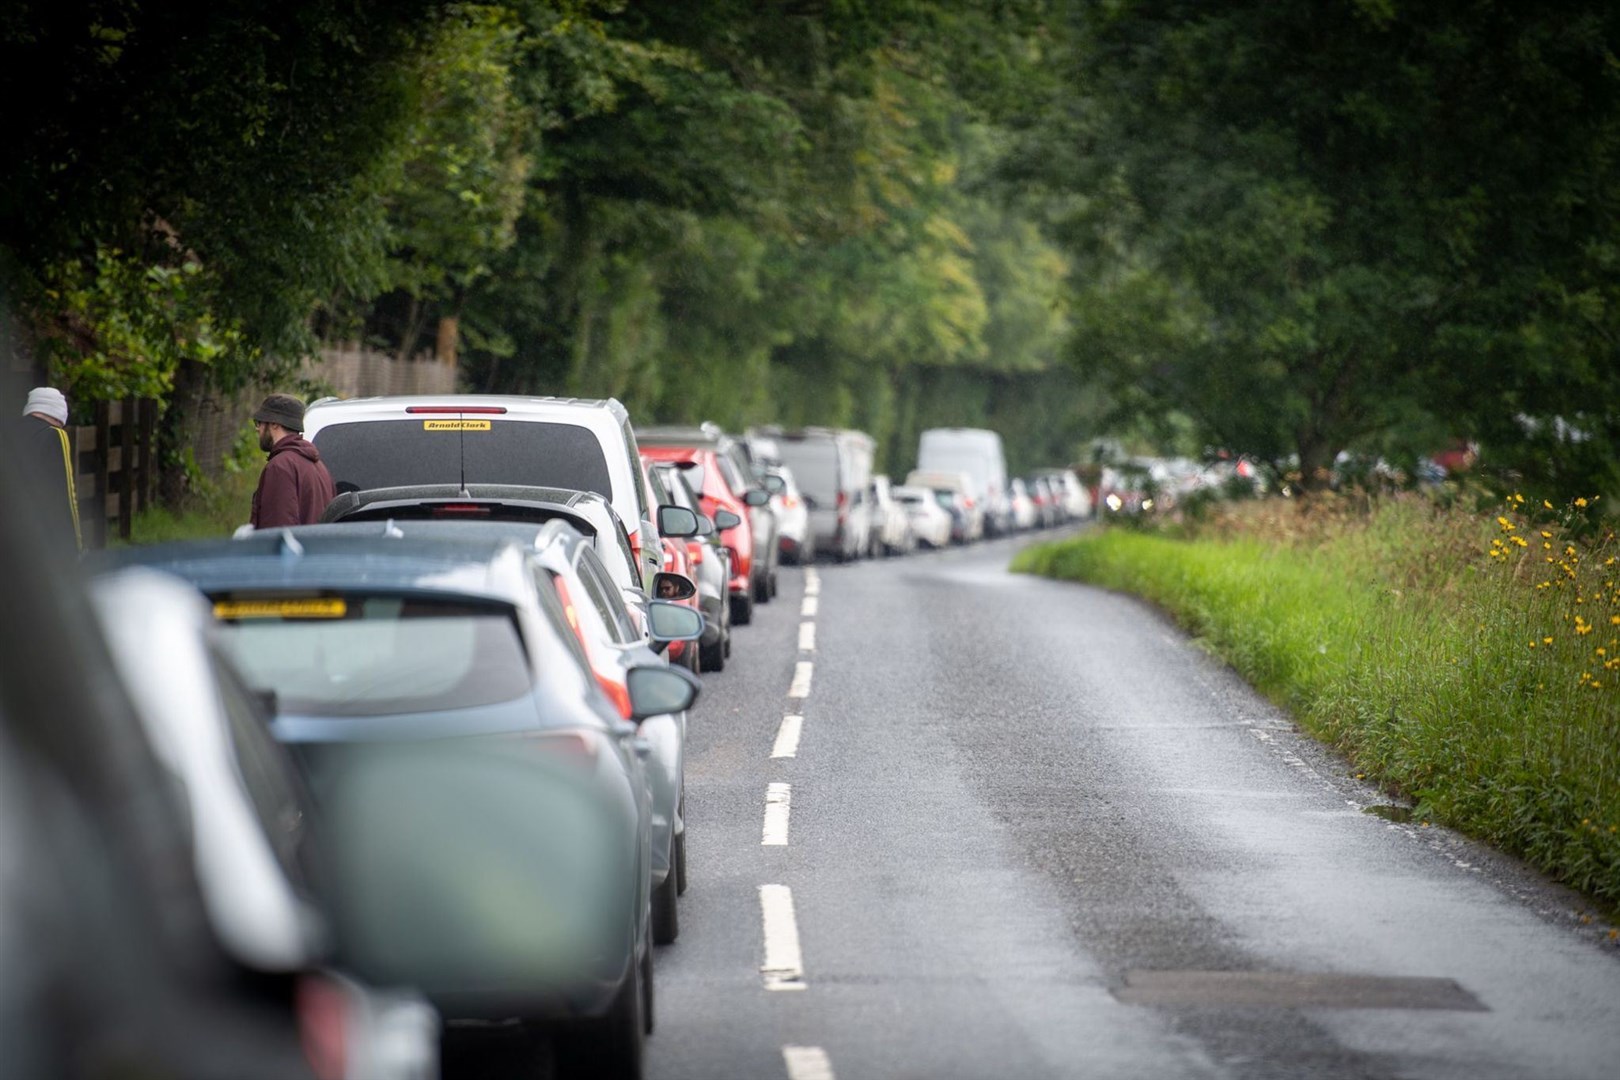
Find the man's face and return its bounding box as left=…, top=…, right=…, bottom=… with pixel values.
left=256, top=420, right=275, bottom=451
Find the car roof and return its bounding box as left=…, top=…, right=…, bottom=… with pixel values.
left=322, top=483, right=612, bottom=526
left=306, top=393, right=630, bottom=425
left=102, top=531, right=538, bottom=604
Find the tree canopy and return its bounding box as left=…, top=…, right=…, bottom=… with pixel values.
left=4, top=1, right=1617, bottom=501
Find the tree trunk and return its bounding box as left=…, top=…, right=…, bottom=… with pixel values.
left=435, top=314, right=459, bottom=371
left=157, top=357, right=210, bottom=509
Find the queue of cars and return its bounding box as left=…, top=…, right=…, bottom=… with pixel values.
left=0, top=398, right=1083, bottom=1080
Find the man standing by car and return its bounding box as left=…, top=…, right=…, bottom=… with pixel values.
left=249, top=393, right=335, bottom=528
left=14, top=386, right=81, bottom=551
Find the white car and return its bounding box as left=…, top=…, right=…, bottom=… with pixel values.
left=868, top=474, right=914, bottom=556
left=905, top=469, right=985, bottom=542
left=763, top=462, right=814, bottom=564
left=304, top=393, right=667, bottom=593
left=1008, top=477, right=1038, bottom=530
left=891, top=484, right=953, bottom=548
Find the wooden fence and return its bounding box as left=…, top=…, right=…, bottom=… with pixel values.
left=71, top=397, right=159, bottom=548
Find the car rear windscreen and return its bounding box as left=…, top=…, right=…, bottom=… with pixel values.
left=213, top=594, right=532, bottom=717
left=773, top=439, right=839, bottom=503
left=315, top=419, right=613, bottom=497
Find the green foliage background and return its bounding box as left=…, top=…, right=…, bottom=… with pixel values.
left=4, top=1, right=1617, bottom=501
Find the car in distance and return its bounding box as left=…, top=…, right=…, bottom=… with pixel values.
left=754, top=426, right=875, bottom=562
left=891, top=483, right=953, bottom=549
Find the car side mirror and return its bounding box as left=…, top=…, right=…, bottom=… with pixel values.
left=626, top=663, right=702, bottom=720
left=713, top=509, right=742, bottom=531
left=656, top=504, right=700, bottom=538
left=762, top=474, right=786, bottom=495
left=744, top=488, right=771, bottom=508
left=696, top=514, right=716, bottom=537
left=646, top=598, right=704, bottom=644
left=652, top=572, right=697, bottom=602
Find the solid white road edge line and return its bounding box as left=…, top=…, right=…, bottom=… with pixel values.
left=762, top=782, right=791, bottom=846
left=772, top=714, right=803, bottom=759
left=799, top=621, right=816, bottom=652
left=760, top=884, right=806, bottom=990
left=788, top=660, right=814, bottom=699
left=801, top=596, right=819, bottom=617
left=783, top=1046, right=836, bottom=1080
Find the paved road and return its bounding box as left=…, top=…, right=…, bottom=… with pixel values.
left=645, top=532, right=1620, bottom=1080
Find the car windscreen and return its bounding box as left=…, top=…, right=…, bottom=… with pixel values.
left=212, top=594, right=532, bottom=717
left=315, top=419, right=613, bottom=498
left=773, top=440, right=839, bottom=503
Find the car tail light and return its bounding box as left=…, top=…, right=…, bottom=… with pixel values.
left=783, top=495, right=798, bottom=508
left=629, top=530, right=644, bottom=568
left=296, top=975, right=348, bottom=1080
left=552, top=578, right=632, bottom=720
left=686, top=541, right=704, bottom=564
left=662, top=544, right=676, bottom=569
left=431, top=503, right=491, bottom=516
left=724, top=545, right=740, bottom=567
left=404, top=405, right=508, bottom=414
left=836, top=490, right=848, bottom=523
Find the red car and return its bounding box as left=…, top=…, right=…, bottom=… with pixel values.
left=639, top=444, right=770, bottom=625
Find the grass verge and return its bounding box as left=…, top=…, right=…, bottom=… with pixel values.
left=1012, top=495, right=1620, bottom=910
left=124, top=467, right=258, bottom=545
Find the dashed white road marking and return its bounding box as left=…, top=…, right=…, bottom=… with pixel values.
left=801, top=596, right=819, bottom=617
left=783, top=1046, right=835, bottom=1080
left=760, top=884, right=806, bottom=990
left=799, top=621, right=816, bottom=652
left=762, top=782, right=792, bottom=846
left=788, top=660, right=814, bottom=699
left=772, top=715, right=803, bottom=759
left=804, top=569, right=820, bottom=596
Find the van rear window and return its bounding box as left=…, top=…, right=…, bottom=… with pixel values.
left=315, top=419, right=613, bottom=498
left=773, top=439, right=839, bottom=503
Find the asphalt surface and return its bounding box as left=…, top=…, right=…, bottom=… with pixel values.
left=642, top=530, right=1620, bottom=1080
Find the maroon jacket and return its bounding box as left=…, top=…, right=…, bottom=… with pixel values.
left=251, top=435, right=336, bottom=528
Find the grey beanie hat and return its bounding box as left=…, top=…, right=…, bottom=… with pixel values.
left=253, top=393, right=306, bottom=433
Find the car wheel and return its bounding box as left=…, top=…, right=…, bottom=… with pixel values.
left=730, top=592, right=753, bottom=625
left=651, top=848, right=679, bottom=945
left=723, top=630, right=732, bottom=657
left=700, top=632, right=726, bottom=672
left=675, top=825, right=688, bottom=896
left=768, top=568, right=779, bottom=598
left=556, top=947, right=646, bottom=1079
left=753, top=570, right=769, bottom=603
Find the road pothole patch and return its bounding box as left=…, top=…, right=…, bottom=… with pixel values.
left=1113, top=970, right=1486, bottom=1010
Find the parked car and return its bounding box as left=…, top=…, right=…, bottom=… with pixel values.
left=638, top=436, right=772, bottom=625
left=105, top=531, right=702, bottom=1077
left=760, top=463, right=814, bottom=564
left=0, top=437, right=377, bottom=1080
left=867, top=474, right=914, bottom=556
left=905, top=469, right=985, bottom=543
left=1008, top=477, right=1038, bottom=531
left=304, top=394, right=668, bottom=594
left=650, top=460, right=734, bottom=672
left=891, top=483, right=953, bottom=549
left=1032, top=467, right=1094, bottom=520
left=88, top=568, right=441, bottom=1080
left=319, top=482, right=659, bottom=600
left=917, top=427, right=1010, bottom=536
left=753, top=426, right=875, bottom=562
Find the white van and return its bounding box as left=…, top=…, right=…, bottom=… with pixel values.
left=752, top=426, right=875, bottom=562
left=916, top=428, right=1010, bottom=535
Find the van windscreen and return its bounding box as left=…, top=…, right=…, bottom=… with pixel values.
left=773, top=440, right=838, bottom=503
left=315, top=419, right=613, bottom=497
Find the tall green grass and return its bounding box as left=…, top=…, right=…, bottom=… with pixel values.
left=1014, top=497, right=1620, bottom=907
left=123, top=466, right=259, bottom=545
